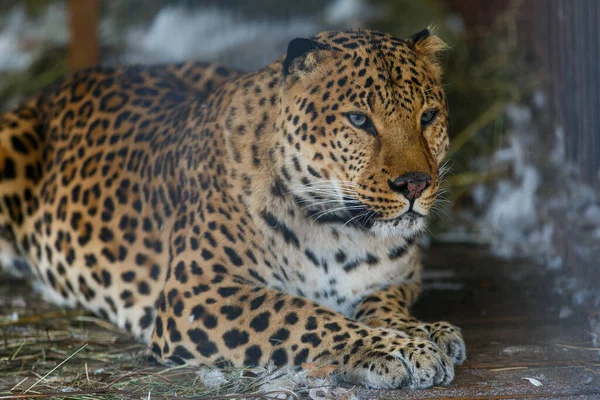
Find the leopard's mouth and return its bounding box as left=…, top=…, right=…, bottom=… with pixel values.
left=378, top=210, right=426, bottom=223
left=303, top=195, right=425, bottom=232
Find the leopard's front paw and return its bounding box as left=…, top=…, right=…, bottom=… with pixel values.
left=338, top=333, right=454, bottom=389
left=362, top=318, right=466, bottom=365
left=402, top=321, right=466, bottom=365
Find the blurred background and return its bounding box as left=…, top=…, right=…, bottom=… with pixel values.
left=0, top=0, right=598, bottom=346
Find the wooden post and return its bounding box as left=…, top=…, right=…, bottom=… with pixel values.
left=68, top=0, right=100, bottom=73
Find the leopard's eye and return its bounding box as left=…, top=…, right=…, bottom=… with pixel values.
left=420, top=109, right=438, bottom=128
left=348, top=114, right=368, bottom=127
left=346, top=113, right=377, bottom=135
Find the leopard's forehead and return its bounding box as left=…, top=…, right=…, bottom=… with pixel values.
left=303, top=29, right=446, bottom=99
left=311, top=30, right=423, bottom=66
left=312, top=29, right=408, bottom=50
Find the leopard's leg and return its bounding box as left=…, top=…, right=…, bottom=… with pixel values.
left=150, top=273, right=454, bottom=389
left=354, top=279, right=466, bottom=365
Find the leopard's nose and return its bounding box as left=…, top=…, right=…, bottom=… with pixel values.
left=387, top=172, right=432, bottom=201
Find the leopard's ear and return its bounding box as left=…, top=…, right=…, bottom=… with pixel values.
left=407, top=27, right=448, bottom=59
left=283, top=38, right=330, bottom=78
left=407, top=27, right=447, bottom=79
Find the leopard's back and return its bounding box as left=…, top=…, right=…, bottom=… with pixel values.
left=0, top=62, right=238, bottom=339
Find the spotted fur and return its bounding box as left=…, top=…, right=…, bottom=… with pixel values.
left=0, top=29, right=465, bottom=389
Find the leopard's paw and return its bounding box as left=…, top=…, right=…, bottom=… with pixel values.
left=338, top=334, right=454, bottom=389
left=366, top=318, right=466, bottom=366
left=401, top=321, right=466, bottom=365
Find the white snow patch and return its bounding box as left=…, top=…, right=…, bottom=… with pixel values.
left=504, top=103, right=532, bottom=126
left=196, top=367, right=228, bottom=389
left=592, top=320, right=600, bottom=347
left=532, top=90, right=546, bottom=109
left=550, top=126, right=566, bottom=166
left=572, top=289, right=593, bottom=306
left=484, top=110, right=541, bottom=257
left=124, top=5, right=317, bottom=65
left=0, top=4, right=68, bottom=71
left=583, top=205, right=600, bottom=224
left=487, top=166, right=539, bottom=235
left=546, top=255, right=563, bottom=271
left=559, top=305, right=574, bottom=319
left=473, top=103, right=582, bottom=266
left=484, top=157, right=550, bottom=260
left=325, top=0, right=364, bottom=25
left=471, top=184, right=487, bottom=207
left=325, top=0, right=382, bottom=27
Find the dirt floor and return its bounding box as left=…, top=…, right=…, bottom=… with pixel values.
left=1, top=244, right=599, bottom=399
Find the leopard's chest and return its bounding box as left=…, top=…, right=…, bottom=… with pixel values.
left=265, top=226, right=419, bottom=316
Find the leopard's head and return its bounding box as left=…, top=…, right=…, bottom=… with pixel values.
left=276, top=28, right=449, bottom=239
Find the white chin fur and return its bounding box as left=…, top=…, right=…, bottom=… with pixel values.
left=369, top=216, right=426, bottom=238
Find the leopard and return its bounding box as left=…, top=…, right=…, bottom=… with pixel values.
left=0, top=28, right=465, bottom=389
